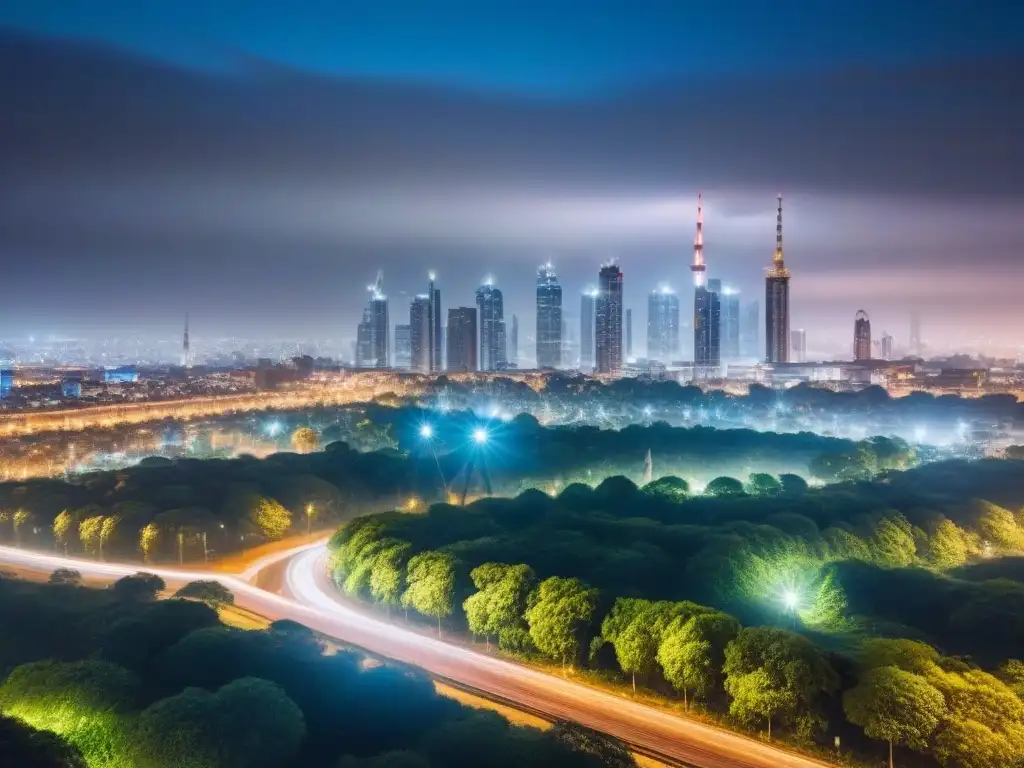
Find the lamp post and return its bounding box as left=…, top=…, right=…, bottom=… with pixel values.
left=419, top=424, right=449, bottom=499
left=459, top=427, right=492, bottom=505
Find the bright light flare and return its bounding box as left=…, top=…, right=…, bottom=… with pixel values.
left=472, top=428, right=489, bottom=445
left=419, top=424, right=434, bottom=439
left=783, top=590, right=799, bottom=610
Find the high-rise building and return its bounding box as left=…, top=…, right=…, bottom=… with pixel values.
left=476, top=282, right=506, bottom=371
left=427, top=273, right=442, bottom=373
left=510, top=314, right=519, bottom=368
left=394, top=324, right=412, bottom=369
left=909, top=311, right=921, bottom=357
left=880, top=331, right=893, bottom=360
left=721, top=288, right=741, bottom=360
left=580, top=289, right=597, bottom=370
left=647, top=286, right=679, bottom=362
left=536, top=263, right=562, bottom=369
left=742, top=299, right=760, bottom=357
left=446, top=307, right=477, bottom=372
left=356, top=272, right=389, bottom=368
left=790, top=328, right=807, bottom=363
left=595, top=264, right=624, bottom=374
left=625, top=309, right=633, bottom=359
left=765, top=195, right=791, bottom=364
left=854, top=310, right=872, bottom=360
left=691, top=195, right=720, bottom=375
left=182, top=313, right=191, bottom=368
left=410, top=295, right=432, bottom=373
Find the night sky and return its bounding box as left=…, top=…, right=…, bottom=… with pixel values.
left=1, top=1, right=1022, bottom=357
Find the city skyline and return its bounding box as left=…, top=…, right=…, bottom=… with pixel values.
left=0, top=4, right=1021, bottom=355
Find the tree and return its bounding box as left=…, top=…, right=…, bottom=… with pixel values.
left=291, top=426, right=319, bottom=454
left=640, top=476, right=689, bottom=503
left=612, top=618, right=658, bottom=693
left=47, top=568, right=82, bottom=586
left=462, top=563, right=536, bottom=648
left=369, top=540, right=412, bottom=616
left=99, top=515, right=120, bottom=561
left=658, top=612, right=740, bottom=709
left=111, top=572, right=165, bottom=602
left=250, top=497, right=292, bottom=541
left=176, top=580, right=235, bottom=606
left=843, top=666, right=945, bottom=768
left=974, top=501, right=1024, bottom=550
left=12, top=508, right=31, bottom=547
left=139, top=522, right=160, bottom=563
left=402, top=551, right=457, bottom=635
left=525, top=577, right=599, bottom=667
left=722, top=627, right=838, bottom=739
left=0, top=713, right=87, bottom=768
left=53, top=510, right=74, bottom=554
left=0, top=660, right=137, bottom=767
left=870, top=514, right=918, bottom=567
left=745, top=473, right=782, bottom=496
left=926, top=519, right=971, bottom=569
left=778, top=474, right=809, bottom=495
left=78, top=515, right=105, bottom=558
left=996, top=659, right=1024, bottom=699
left=705, top=476, right=745, bottom=497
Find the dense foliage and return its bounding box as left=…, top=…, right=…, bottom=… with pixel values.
left=0, top=576, right=635, bottom=768
left=329, top=458, right=1024, bottom=767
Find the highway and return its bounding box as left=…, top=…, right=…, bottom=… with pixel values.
left=0, top=543, right=835, bottom=768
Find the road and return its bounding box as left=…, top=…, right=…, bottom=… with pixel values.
left=0, top=543, right=835, bottom=768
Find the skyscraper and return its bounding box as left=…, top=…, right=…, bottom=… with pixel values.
left=625, top=309, right=633, bottom=359
left=580, top=289, right=597, bottom=370
left=394, top=324, right=412, bottom=369
left=595, top=263, right=623, bottom=374
left=909, top=311, right=921, bottom=357
left=446, top=307, right=477, bottom=372
left=880, top=331, right=893, bottom=360
left=182, top=313, right=191, bottom=368
left=790, top=328, right=807, bottom=363
left=721, top=288, right=741, bottom=360
left=536, top=263, right=562, bottom=369
left=765, top=195, right=791, bottom=363
left=647, top=286, right=679, bottom=362
left=410, top=295, right=431, bottom=373
left=510, top=314, right=519, bottom=368
left=356, top=272, right=389, bottom=368
left=476, top=282, right=506, bottom=371
left=854, top=310, right=872, bottom=360
left=427, top=272, right=442, bottom=373
left=692, top=195, right=720, bottom=375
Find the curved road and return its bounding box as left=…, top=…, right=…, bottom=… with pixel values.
left=0, top=543, right=834, bottom=768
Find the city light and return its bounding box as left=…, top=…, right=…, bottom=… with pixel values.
left=419, top=424, right=434, bottom=439
left=472, top=427, right=489, bottom=445
left=264, top=420, right=283, bottom=437
left=783, top=589, right=799, bottom=611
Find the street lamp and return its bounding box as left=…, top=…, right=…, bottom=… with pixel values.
left=418, top=424, right=448, bottom=499
left=305, top=503, right=315, bottom=536
left=459, top=427, right=493, bottom=505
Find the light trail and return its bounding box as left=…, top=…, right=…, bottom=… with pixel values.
left=0, top=543, right=836, bottom=768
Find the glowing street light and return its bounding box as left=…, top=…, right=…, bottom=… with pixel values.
left=419, top=424, right=434, bottom=439
left=472, top=427, right=489, bottom=445
left=418, top=423, right=447, bottom=497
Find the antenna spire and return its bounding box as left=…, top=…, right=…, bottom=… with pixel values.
left=768, top=193, right=790, bottom=278
left=690, top=192, right=706, bottom=287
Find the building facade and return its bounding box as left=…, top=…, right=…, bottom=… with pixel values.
left=790, top=328, right=807, bottom=363
left=647, top=287, right=680, bottom=362
left=536, top=263, right=562, bottom=369
left=476, top=283, right=506, bottom=371
left=625, top=309, right=633, bottom=359
left=595, top=264, right=624, bottom=374
left=854, top=310, right=872, bottom=360
left=765, top=195, right=791, bottom=364
left=410, top=295, right=432, bottom=373
left=721, top=288, right=741, bottom=361
left=427, top=274, right=442, bottom=373
left=394, top=324, right=412, bottom=370
left=580, top=290, right=597, bottom=370
left=446, top=307, right=477, bottom=372
left=356, top=273, right=389, bottom=368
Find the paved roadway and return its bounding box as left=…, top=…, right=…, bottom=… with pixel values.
left=0, top=543, right=835, bottom=768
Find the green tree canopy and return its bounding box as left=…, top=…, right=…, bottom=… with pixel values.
left=640, top=476, right=689, bottom=503
left=745, top=473, right=782, bottom=496
left=110, top=572, right=165, bottom=602
left=402, top=551, right=457, bottom=634
left=176, top=580, right=235, bottom=607
left=462, top=563, right=536, bottom=647
left=525, top=577, right=598, bottom=666
left=249, top=497, right=292, bottom=541
left=705, top=476, right=745, bottom=498
left=657, top=611, right=740, bottom=708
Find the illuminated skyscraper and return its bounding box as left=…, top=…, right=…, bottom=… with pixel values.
left=854, top=310, right=872, bottom=360
left=580, top=289, right=597, bottom=370
left=721, top=288, right=741, bottom=360
left=536, top=263, right=562, bottom=369
left=356, top=272, right=389, bottom=368
left=692, top=195, right=720, bottom=375
left=182, top=313, right=191, bottom=368
left=394, top=324, right=412, bottom=370
left=790, top=328, right=807, bottom=363
left=765, top=195, right=791, bottom=363
left=880, top=331, right=893, bottom=360
left=909, top=311, right=921, bottom=356
left=595, top=263, right=623, bottom=374
left=510, top=314, right=519, bottom=368
left=410, top=295, right=431, bottom=373
left=647, top=286, right=679, bottom=362
left=427, top=272, right=442, bottom=373
left=446, top=307, right=477, bottom=372
left=476, top=282, right=506, bottom=371
left=625, top=309, right=633, bottom=359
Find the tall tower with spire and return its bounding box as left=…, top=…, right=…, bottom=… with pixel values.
left=765, top=194, right=791, bottom=363
left=182, top=313, right=191, bottom=368
left=691, top=193, right=719, bottom=377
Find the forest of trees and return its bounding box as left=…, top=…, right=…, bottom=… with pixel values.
left=328, top=458, right=1024, bottom=768
left=0, top=574, right=637, bottom=768
left=0, top=410, right=920, bottom=566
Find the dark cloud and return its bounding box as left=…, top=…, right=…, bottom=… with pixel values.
left=0, top=30, right=1021, bottom=352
